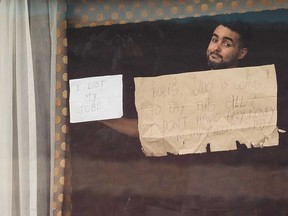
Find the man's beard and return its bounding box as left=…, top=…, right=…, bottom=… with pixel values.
left=207, top=51, right=237, bottom=70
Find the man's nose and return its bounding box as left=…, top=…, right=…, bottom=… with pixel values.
left=212, top=42, right=221, bottom=52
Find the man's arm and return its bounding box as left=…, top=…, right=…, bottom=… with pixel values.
left=100, top=117, right=139, bottom=137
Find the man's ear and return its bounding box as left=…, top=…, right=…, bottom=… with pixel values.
left=238, top=48, right=248, bottom=60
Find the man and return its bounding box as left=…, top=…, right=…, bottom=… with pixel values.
left=101, top=20, right=251, bottom=137
left=75, top=19, right=288, bottom=216
left=98, top=20, right=288, bottom=216
left=206, top=21, right=249, bottom=69
left=99, top=21, right=255, bottom=216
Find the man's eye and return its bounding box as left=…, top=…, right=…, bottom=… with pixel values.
left=211, top=38, right=218, bottom=43
left=223, top=42, right=232, bottom=47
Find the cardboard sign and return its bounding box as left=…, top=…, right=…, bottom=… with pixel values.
left=134, top=65, right=278, bottom=156
left=69, top=75, right=123, bottom=123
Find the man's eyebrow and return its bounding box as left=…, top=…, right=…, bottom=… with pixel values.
left=212, top=33, right=234, bottom=43
left=223, top=36, right=234, bottom=43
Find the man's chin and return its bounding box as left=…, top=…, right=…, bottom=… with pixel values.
left=208, top=60, right=224, bottom=70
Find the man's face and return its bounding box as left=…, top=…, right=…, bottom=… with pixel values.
left=206, top=25, right=248, bottom=69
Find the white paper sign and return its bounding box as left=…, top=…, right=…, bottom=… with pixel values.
left=69, top=75, right=123, bottom=123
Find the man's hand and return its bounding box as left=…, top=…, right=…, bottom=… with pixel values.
left=100, top=117, right=139, bottom=137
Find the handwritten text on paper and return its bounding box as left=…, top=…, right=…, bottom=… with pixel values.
left=134, top=65, right=278, bottom=156
left=69, top=75, right=123, bottom=123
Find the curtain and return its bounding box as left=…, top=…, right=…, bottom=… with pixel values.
left=28, top=0, right=58, bottom=215
left=0, top=0, right=63, bottom=215
left=0, top=0, right=37, bottom=215
left=51, top=1, right=72, bottom=215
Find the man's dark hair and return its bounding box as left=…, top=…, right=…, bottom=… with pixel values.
left=220, top=20, right=251, bottom=48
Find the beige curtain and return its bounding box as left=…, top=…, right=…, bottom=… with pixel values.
left=0, top=0, right=37, bottom=215
left=0, top=0, right=69, bottom=215
left=29, top=0, right=71, bottom=215
left=28, top=0, right=58, bottom=215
